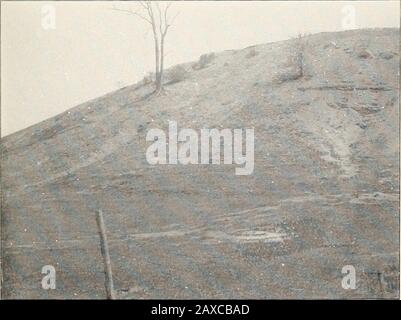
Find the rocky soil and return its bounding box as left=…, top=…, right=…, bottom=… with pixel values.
left=1, top=28, right=399, bottom=299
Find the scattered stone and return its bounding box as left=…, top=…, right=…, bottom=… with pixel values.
left=137, top=124, right=145, bottom=133
left=379, top=52, right=395, bottom=60
left=357, top=49, right=375, bottom=59
left=357, top=122, right=367, bottom=129
left=324, top=41, right=338, bottom=49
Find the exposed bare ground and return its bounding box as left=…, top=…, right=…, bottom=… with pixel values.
left=1, top=28, right=399, bottom=299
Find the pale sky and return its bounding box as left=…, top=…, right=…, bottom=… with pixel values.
left=1, top=1, right=400, bottom=136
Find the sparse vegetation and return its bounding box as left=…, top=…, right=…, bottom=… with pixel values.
left=166, top=65, right=189, bottom=84
left=142, top=72, right=155, bottom=85
left=273, top=33, right=308, bottom=84
left=246, top=47, right=258, bottom=58
left=193, top=52, right=216, bottom=70
left=200, top=53, right=216, bottom=67
left=273, top=69, right=302, bottom=84
left=293, top=33, right=307, bottom=78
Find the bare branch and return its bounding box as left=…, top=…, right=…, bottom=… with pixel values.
left=138, top=1, right=149, bottom=11
left=111, top=6, right=153, bottom=25
left=146, top=1, right=155, bottom=20
left=163, top=5, right=169, bottom=34
left=166, top=11, right=179, bottom=32
left=158, top=4, right=176, bottom=36
left=165, top=2, right=172, bottom=18
left=156, top=2, right=164, bottom=36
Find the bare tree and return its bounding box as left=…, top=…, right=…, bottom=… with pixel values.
left=113, top=1, right=178, bottom=94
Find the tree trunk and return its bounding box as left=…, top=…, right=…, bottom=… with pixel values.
left=153, top=33, right=161, bottom=91
left=159, top=34, right=165, bottom=89
left=149, top=5, right=161, bottom=92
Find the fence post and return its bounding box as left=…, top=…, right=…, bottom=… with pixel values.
left=96, top=209, right=116, bottom=299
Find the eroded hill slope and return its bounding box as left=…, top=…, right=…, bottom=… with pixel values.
left=1, top=28, right=399, bottom=298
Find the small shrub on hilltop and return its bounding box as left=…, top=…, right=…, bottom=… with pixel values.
left=272, top=68, right=302, bottom=84
left=292, top=33, right=307, bottom=78
left=273, top=33, right=309, bottom=84
left=193, top=52, right=216, bottom=70
left=166, top=65, right=189, bottom=84
left=142, top=72, right=155, bottom=85
left=246, top=47, right=258, bottom=58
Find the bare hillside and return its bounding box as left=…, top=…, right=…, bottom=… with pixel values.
left=1, top=28, right=399, bottom=298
